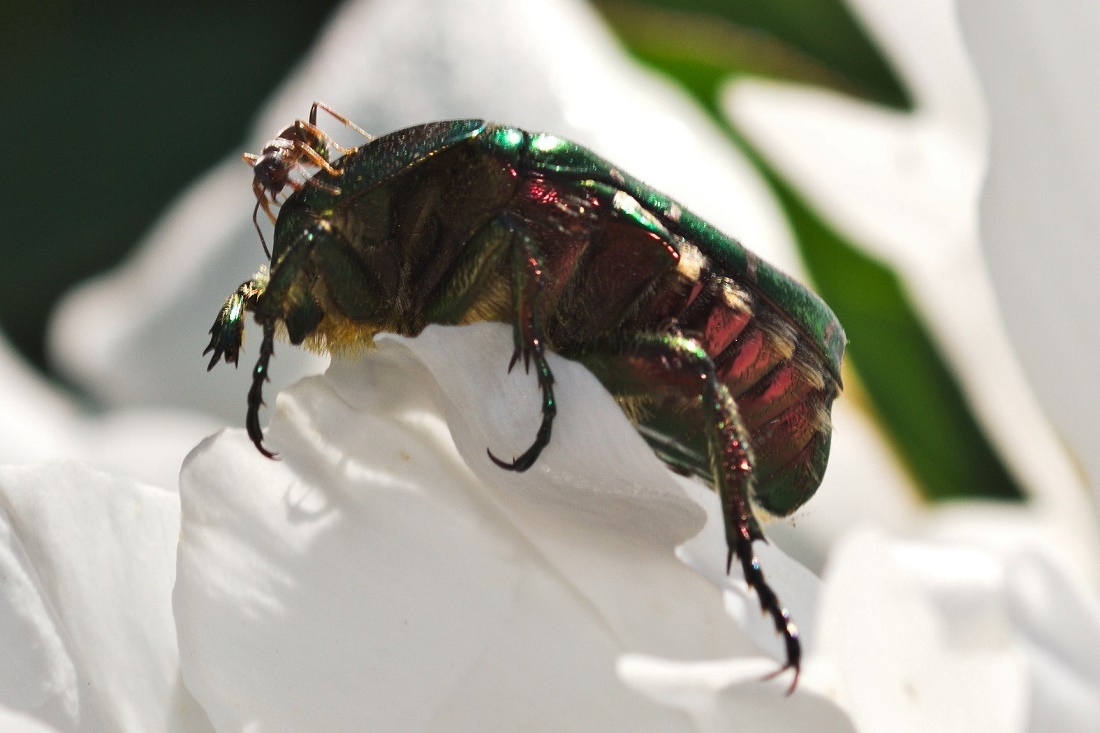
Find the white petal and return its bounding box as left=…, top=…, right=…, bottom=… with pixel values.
left=727, top=0, right=985, bottom=272
left=0, top=463, right=210, bottom=732
left=615, top=481, right=852, bottom=728
left=816, top=524, right=1100, bottom=732
left=0, top=707, right=63, bottom=733
left=0, top=331, right=217, bottom=490
left=836, top=0, right=986, bottom=132
left=958, top=0, right=1100, bottom=503
left=724, top=0, right=1097, bottom=571
left=1003, top=551, right=1100, bottom=732
left=0, top=335, right=82, bottom=463
left=177, top=323, right=806, bottom=730
left=618, top=655, right=854, bottom=733
left=814, top=530, right=1028, bottom=733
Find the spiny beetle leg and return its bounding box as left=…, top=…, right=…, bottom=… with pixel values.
left=705, top=357, right=801, bottom=693
left=204, top=279, right=264, bottom=370
left=246, top=319, right=278, bottom=459
left=488, top=350, right=554, bottom=472
left=580, top=332, right=800, bottom=689
left=729, top=525, right=801, bottom=694
left=488, top=221, right=557, bottom=472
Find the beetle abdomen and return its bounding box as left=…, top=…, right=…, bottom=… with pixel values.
left=497, top=171, right=840, bottom=518
left=669, top=262, right=838, bottom=516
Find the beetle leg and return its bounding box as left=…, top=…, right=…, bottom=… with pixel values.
left=245, top=318, right=278, bottom=459
left=205, top=277, right=265, bottom=369
left=488, top=224, right=557, bottom=473
left=579, top=332, right=800, bottom=690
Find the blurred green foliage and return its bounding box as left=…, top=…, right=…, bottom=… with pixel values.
left=777, top=183, right=1021, bottom=501
left=595, top=0, right=1023, bottom=502
left=0, top=0, right=339, bottom=367
left=596, top=0, right=908, bottom=108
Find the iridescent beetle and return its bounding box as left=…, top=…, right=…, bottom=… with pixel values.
left=207, top=116, right=846, bottom=690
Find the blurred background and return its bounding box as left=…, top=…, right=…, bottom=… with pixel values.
left=0, top=0, right=1026, bottom=505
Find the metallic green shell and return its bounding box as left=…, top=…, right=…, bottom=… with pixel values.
left=283, top=120, right=844, bottom=384
left=483, top=125, right=846, bottom=385
left=270, top=120, right=845, bottom=517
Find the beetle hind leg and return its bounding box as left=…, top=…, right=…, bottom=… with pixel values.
left=579, top=332, right=800, bottom=690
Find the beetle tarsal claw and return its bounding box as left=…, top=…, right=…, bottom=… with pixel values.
left=485, top=447, right=513, bottom=470
left=486, top=446, right=538, bottom=473
left=760, top=660, right=800, bottom=696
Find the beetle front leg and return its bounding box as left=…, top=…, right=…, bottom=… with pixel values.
left=246, top=318, right=278, bottom=459
left=487, top=222, right=557, bottom=473
left=580, top=333, right=800, bottom=690
left=204, top=276, right=266, bottom=369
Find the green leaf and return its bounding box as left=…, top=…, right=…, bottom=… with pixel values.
left=594, top=0, right=911, bottom=109
left=772, top=180, right=1023, bottom=501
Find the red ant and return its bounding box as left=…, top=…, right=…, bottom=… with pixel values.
left=243, top=101, right=371, bottom=257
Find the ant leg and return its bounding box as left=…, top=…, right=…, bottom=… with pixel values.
left=291, top=139, right=342, bottom=176
left=287, top=160, right=342, bottom=196
left=251, top=200, right=272, bottom=258
left=306, top=179, right=342, bottom=195
left=249, top=180, right=276, bottom=257
left=311, top=101, right=373, bottom=145
left=253, top=180, right=279, bottom=224
left=293, top=118, right=362, bottom=158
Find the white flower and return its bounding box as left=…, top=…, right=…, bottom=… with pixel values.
left=0, top=463, right=210, bottom=731
left=0, top=332, right=217, bottom=490
left=725, top=0, right=1098, bottom=567
left=958, top=0, right=1100, bottom=506
left=175, top=325, right=847, bottom=729
left=3, top=0, right=1099, bottom=730
left=722, top=0, right=1100, bottom=728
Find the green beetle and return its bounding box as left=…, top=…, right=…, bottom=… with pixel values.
left=207, top=117, right=845, bottom=689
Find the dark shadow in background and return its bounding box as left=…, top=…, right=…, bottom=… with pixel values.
left=0, top=0, right=340, bottom=369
